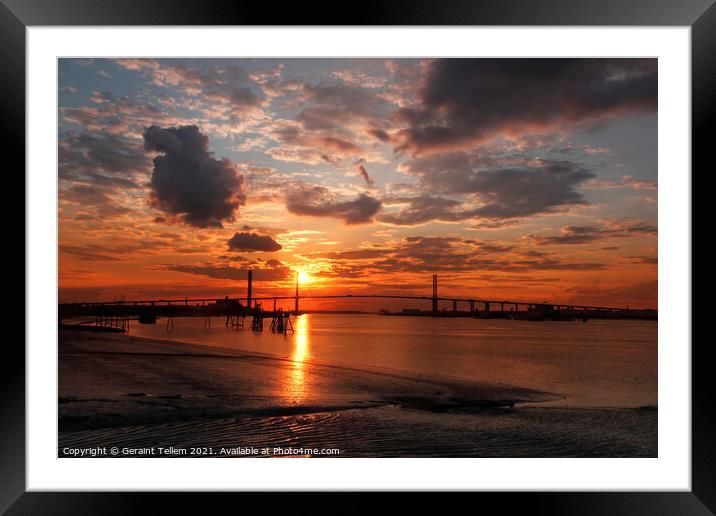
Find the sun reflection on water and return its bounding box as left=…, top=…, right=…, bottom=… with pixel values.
left=285, top=314, right=311, bottom=404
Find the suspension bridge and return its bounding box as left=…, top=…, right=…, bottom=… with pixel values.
left=58, top=272, right=657, bottom=333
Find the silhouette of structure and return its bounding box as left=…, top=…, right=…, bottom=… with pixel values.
left=432, top=274, right=438, bottom=313
left=58, top=272, right=658, bottom=334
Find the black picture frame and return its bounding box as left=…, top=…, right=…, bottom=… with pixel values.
left=2, top=0, right=709, bottom=513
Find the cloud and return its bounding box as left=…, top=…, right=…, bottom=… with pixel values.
left=527, top=220, right=657, bottom=245
left=305, top=235, right=605, bottom=277
left=585, top=175, right=658, bottom=191
left=624, top=256, right=658, bottom=265
left=394, top=58, right=657, bottom=155
left=116, top=59, right=265, bottom=113
left=300, top=83, right=389, bottom=128
left=60, top=184, right=133, bottom=218
left=285, top=184, right=381, bottom=224
left=59, top=130, right=149, bottom=187
left=399, top=154, right=595, bottom=219
left=59, top=239, right=174, bottom=262
left=529, top=225, right=607, bottom=245
left=269, top=123, right=364, bottom=164
left=357, top=163, right=374, bottom=185
left=379, top=195, right=473, bottom=226
left=60, top=245, right=124, bottom=262
left=367, top=128, right=391, bottom=142
left=60, top=91, right=167, bottom=136
left=227, top=232, right=282, bottom=252
left=143, top=125, right=246, bottom=228
left=267, top=81, right=394, bottom=165
left=167, top=259, right=292, bottom=282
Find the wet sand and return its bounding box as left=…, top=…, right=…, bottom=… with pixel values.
left=58, top=330, right=657, bottom=457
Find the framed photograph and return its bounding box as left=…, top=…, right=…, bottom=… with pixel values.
left=4, top=0, right=710, bottom=512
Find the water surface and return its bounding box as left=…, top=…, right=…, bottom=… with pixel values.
left=126, top=313, right=657, bottom=409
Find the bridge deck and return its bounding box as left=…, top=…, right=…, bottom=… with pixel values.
left=59, top=293, right=648, bottom=313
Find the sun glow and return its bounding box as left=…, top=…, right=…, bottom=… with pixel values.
left=298, top=271, right=311, bottom=284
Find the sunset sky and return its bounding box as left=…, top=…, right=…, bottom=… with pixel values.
left=58, top=58, right=657, bottom=309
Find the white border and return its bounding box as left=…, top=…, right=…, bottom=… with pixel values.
left=27, top=27, right=691, bottom=491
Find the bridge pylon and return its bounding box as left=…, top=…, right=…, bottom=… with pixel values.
left=432, top=274, right=438, bottom=313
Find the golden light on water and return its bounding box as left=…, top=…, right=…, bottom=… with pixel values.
left=285, top=314, right=310, bottom=403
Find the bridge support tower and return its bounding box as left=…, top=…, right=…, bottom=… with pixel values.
left=432, top=274, right=438, bottom=313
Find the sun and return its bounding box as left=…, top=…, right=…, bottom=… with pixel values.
left=298, top=271, right=311, bottom=284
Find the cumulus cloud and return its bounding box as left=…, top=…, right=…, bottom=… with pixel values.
left=227, top=232, right=282, bottom=252
left=400, top=154, right=595, bottom=219
left=285, top=184, right=381, bottom=224
left=395, top=58, right=657, bottom=155
left=143, top=125, right=246, bottom=228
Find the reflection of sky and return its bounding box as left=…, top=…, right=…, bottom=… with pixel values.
left=58, top=58, right=658, bottom=309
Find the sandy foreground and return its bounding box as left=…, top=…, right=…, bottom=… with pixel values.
left=58, top=330, right=657, bottom=457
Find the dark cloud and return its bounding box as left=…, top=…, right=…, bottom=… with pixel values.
left=143, top=125, right=246, bottom=228
left=227, top=232, right=282, bottom=252
left=357, top=163, right=374, bottom=186
left=395, top=58, right=657, bottom=154
left=368, top=128, right=391, bottom=142
left=285, top=184, right=381, bottom=225
left=400, top=155, right=595, bottom=219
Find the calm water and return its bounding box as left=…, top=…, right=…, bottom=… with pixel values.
left=125, top=313, right=657, bottom=409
